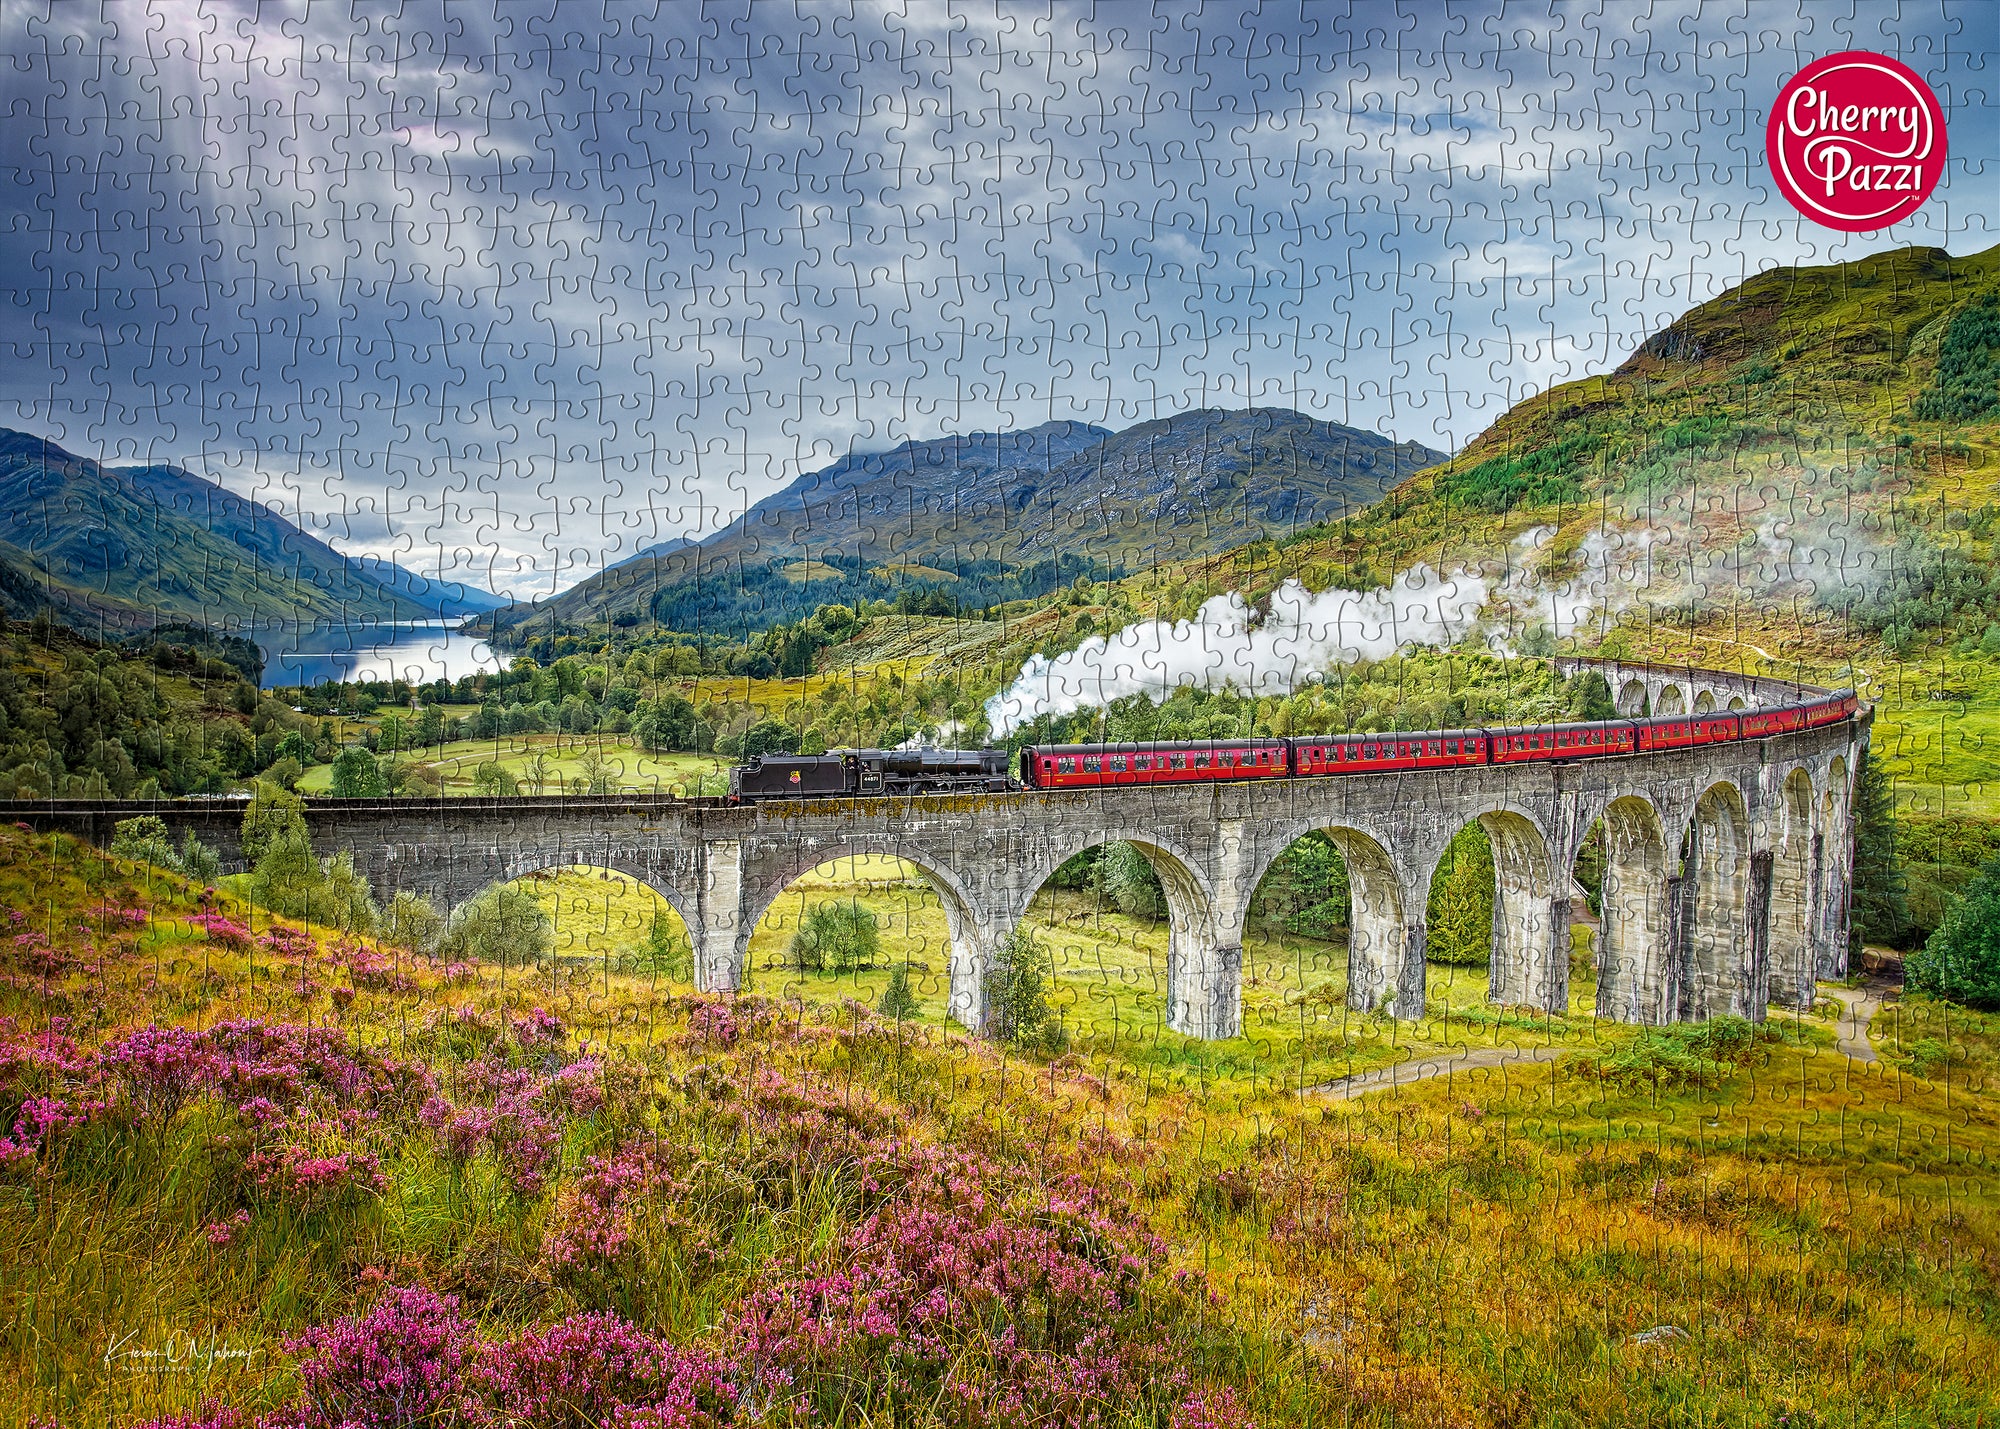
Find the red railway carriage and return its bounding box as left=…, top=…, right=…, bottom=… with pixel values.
left=1737, top=704, right=1807, bottom=739
left=1021, top=739, right=1290, bottom=790
left=1489, top=720, right=1639, bottom=764
left=1291, top=731, right=1487, bottom=776
left=1635, top=712, right=1741, bottom=753
left=1803, top=690, right=1861, bottom=728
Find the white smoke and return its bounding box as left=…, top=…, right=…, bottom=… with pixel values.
left=982, top=506, right=1883, bottom=737
left=985, top=564, right=1489, bottom=735
left=1492, top=524, right=1658, bottom=646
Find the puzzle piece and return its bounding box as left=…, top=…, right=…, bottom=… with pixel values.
left=0, top=1, right=1994, bottom=1424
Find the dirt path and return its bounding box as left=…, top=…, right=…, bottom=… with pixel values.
left=1824, top=983, right=1886, bottom=1064
left=1299, top=1044, right=1567, bottom=1100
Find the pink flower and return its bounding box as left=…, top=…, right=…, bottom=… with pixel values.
left=187, top=913, right=251, bottom=948
left=472, top=1312, right=736, bottom=1429
left=204, top=1209, right=252, bottom=1247
left=278, top=1287, right=473, bottom=1429
left=102, top=1025, right=213, bottom=1125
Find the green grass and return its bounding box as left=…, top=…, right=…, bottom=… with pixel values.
left=6, top=827, right=2000, bottom=1428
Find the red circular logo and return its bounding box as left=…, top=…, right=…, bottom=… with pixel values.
left=1768, top=51, right=1947, bottom=232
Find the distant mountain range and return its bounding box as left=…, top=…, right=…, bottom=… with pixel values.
left=481, top=408, right=1448, bottom=641
left=0, top=430, right=505, bottom=634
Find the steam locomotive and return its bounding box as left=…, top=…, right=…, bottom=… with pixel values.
left=730, top=747, right=1013, bottom=800
left=727, top=690, right=1860, bottom=801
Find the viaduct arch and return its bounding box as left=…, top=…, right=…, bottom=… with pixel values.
left=8, top=663, right=1868, bottom=1041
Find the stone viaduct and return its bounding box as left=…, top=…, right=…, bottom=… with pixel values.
left=4, top=663, right=1867, bottom=1041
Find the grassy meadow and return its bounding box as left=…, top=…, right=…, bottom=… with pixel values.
left=0, top=826, right=1996, bottom=1427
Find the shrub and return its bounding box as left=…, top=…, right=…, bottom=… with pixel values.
left=1577, top=1015, right=1775, bottom=1092
left=177, top=831, right=223, bottom=884
left=279, top=1286, right=474, bottom=1429
left=635, top=908, right=693, bottom=979
left=1907, top=853, right=2000, bottom=1008
left=987, top=927, right=1066, bottom=1054
left=439, top=884, right=553, bottom=969
left=791, top=899, right=879, bottom=974
left=878, top=964, right=920, bottom=1021
left=473, top=1312, right=736, bottom=1429
left=241, top=782, right=307, bottom=864
left=110, top=815, right=181, bottom=870
left=383, top=891, right=444, bottom=956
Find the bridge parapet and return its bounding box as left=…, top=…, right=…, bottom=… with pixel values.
left=1553, top=656, right=1834, bottom=717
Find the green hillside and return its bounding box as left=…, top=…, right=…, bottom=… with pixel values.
left=0, top=430, right=497, bottom=628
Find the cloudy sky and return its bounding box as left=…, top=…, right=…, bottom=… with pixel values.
left=2, top=0, right=1994, bottom=599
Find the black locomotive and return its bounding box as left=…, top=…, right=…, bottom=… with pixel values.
left=729, top=747, right=1014, bottom=801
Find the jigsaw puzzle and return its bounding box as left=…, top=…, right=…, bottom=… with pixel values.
left=0, top=1, right=1996, bottom=1424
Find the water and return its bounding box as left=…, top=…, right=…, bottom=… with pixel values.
left=257, top=622, right=504, bottom=690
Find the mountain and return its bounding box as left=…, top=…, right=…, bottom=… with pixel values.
left=1394, top=243, right=2000, bottom=526
left=346, top=554, right=509, bottom=617
left=484, top=410, right=1446, bottom=640
left=0, top=431, right=503, bottom=628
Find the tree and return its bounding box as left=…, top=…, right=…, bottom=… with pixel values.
left=1850, top=747, right=1910, bottom=950
left=878, top=964, right=920, bottom=1021
left=472, top=760, right=520, bottom=797
left=637, top=908, right=693, bottom=980
left=577, top=749, right=618, bottom=795
left=111, top=815, right=179, bottom=868
left=330, top=746, right=387, bottom=797
left=241, top=782, right=307, bottom=864
left=634, top=693, right=698, bottom=752
left=791, top=899, right=880, bottom=974
left=438, top=884, right=553, bottom=969
left=1567, top=670, right=1617, bottom=721
left=315, top=852, right=380, bottom=934
left=1099, top=841, right=1166, bottom=919
left=1427, top=824, right=1495, bottom=966
left=249, top=828, right=377, bottom=933
left=1252, top=832, right=1350, bottom=938
left=987, top=927, right=1066, bottom=1054
left=739, top=719, right=800, bottom=762
left=384, top=891, right=444, bottom=955
left=1907, top=853, right=2000, bottom=1009
left=250, top=829, right=324, bottom=920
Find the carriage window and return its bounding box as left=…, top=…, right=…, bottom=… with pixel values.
left=1084, top=756, right=1101, bottom=772
left=1445, top=738, right=1457, bottom=754
left=1108, top=756, right=1126, bottom=771
left=1195, top=754, right=1210, bottom=768
left=1057, top=757, right=1075, bottom=773
left=1135, top=755, right=1151, bottom=770
left=1171, top=753, right=1187, bottom=770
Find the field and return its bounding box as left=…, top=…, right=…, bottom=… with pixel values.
left=295, top=734, right=735, bottom=798
left=0, top=829, right=1996, bottom=1427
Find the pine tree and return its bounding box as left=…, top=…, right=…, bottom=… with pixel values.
left=878, top=964, right=920, bottom=1021
left=1850, top=747, right=1909, bottom=950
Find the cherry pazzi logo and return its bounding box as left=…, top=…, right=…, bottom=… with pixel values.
left=1768, top=51, right=1947, bottom=232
